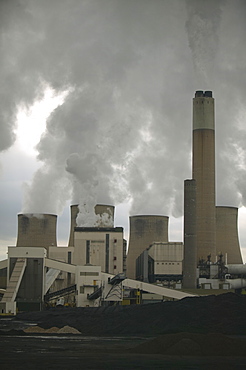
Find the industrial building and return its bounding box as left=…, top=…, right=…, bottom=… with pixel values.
left=136, top=242, right=183, bottom=284
left=0, top=204, right=196, bottom=313
left=1, top=90, right=246, bottom=314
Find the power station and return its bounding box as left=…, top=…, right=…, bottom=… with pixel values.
left=0, top=90, right=245, bottom=314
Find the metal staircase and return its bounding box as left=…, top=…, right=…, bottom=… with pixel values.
left=1, top=258, right=27, bottom=303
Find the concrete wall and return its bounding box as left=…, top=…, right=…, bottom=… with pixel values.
left=148, top=242, right=183, bottom=275
left=74, top=227, right=124, bottom=275
left=76, top=265, right=101, bottom=307
left=136, top=242, right=183, bottom=283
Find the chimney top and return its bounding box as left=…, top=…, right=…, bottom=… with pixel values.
left=195, top=90, right=213, bottom=98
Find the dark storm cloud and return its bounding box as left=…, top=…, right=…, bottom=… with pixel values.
left=0, top=0, right=246, bottom=232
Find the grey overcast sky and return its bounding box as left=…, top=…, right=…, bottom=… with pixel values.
left=0, top=0, right=246, bottom=261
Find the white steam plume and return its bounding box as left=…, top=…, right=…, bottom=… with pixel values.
left=1, top=0, right=246, bottom=232
left=185, top=0, right=225, bottom=88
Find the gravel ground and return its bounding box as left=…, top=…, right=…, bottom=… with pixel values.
left=1, top=335, right=246, bottom=369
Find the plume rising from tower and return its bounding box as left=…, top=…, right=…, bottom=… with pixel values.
left=68, top=204, right=115, bottom=246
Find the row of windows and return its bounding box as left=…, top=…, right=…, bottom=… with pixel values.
left=87, top=239, right=117, bottom=243
left=156, top=262, right=180, bottom=265
left=80, top=271, right=99, bottom=276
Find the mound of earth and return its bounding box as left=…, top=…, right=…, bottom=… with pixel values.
left=24, top=325, right=81, bottom=334
left=13, top=293, right=246, bottom=336
left=132, top=332, right=246, bottom=356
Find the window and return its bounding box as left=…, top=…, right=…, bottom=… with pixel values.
left=86, top=240, right=90, bottom=264
left=105, top=234, right=109, bottom=273
left=80, top=272, right=99, bottom=276
left=80, top=286, right=84, bottom=294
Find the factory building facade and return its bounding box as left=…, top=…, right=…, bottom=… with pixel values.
left=136, top=242, right=183, bottom=284
left=73, top=227, right=124, bottom=274
left=47, top=205, right=126, bottom=293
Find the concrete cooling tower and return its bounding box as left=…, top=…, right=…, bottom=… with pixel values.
left=192, top=90, right=216, bottom=262
left=68, top=204, right=115, bottom=246
left=216, top=206, right=243, bottom=264
left=95, top=204, right=115, bottom=226
left=126, top=215, right=169, bottom=279
left=16, top=213, right=57, bottom=248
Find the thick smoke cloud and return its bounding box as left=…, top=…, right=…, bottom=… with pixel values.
left=1, top=0, right=246, bottom=232
left=185, top=0, right=226, bottom=88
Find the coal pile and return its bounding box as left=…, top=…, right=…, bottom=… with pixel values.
left=13, top=293, right=246, bottom=336
left=132, top=332, right=246, bottom=357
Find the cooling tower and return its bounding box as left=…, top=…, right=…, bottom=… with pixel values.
left=68, top=205, right=78, bottom=247
left=95, top=204, right=115, bottom=226
left=126, top=215, right=169, bottom=279
left=68, top=204, right=115, bottom=246
left=192, top=90, right=216, bottom=262
left=216, top=206, right=243, bottom=264
left=16, top=213, right=57, bottom=248
left=183, top=179, right=197, bottom=289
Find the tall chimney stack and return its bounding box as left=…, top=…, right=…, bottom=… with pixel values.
left=183, top=179, right=197, bottom=289
left=192, top=90, right=216, bottom=262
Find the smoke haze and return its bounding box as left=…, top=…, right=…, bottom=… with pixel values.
left=0, top=0, right=246, bottom=254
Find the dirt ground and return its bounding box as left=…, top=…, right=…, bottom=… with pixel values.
left=1, top=293, right=246, bottom=369
left=1, top=334, right=246, bottom=370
